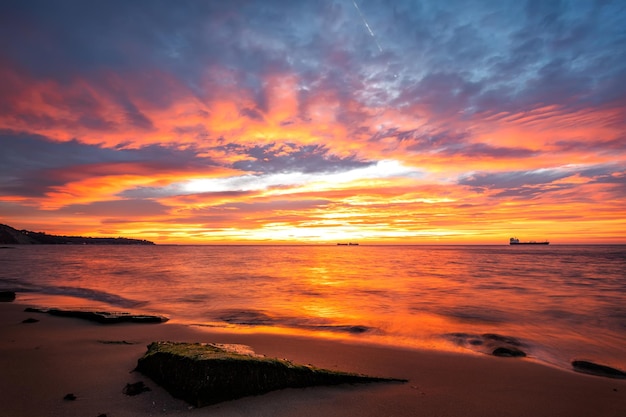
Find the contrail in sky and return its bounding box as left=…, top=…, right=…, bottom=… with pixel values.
left=351, top=0, right=383, bottom=53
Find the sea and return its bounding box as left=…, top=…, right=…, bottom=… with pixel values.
left=1, top=244, right=625, bottom=372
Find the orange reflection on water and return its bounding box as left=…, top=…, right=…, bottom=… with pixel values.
left=5, top=245, right=625, bottom=370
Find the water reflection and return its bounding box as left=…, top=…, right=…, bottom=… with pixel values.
left=1, top=244, right=625, bottom=370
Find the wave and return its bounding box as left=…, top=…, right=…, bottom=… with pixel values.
left=442, top=332, right=528, bottom=356
left=211, top=308, right=376, bottom=335
left=0, top=277, right=146, bottom=308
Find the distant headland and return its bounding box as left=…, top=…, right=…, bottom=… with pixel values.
left=0, top=223, right=155, bottom=245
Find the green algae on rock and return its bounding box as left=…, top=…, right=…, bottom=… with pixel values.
left=136, top=341, right=407, bottom=407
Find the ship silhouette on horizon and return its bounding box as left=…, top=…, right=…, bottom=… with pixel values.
left=509, top=237, right=549, bottom=245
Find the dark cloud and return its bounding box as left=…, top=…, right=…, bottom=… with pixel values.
left=382, top=0, right=625, bottom=116
left=0, top=131, right=219, bottom=197
left=240, top=108, right=265, bottom=121
left=56, top=199, right=169, bottom=218
left=120, top=99, right=155, bottom=131
left=553, top=137, right=626, bottom=153
left=371, top=128, right=536, bottom=159
left=371, top=128, right=468, bottom=147
left=445, top=143, right=537, bottom=159
left=222, top=142, right=373, bottom=174
left=458, top=169, right=572, bottom=191
left=458, top=164, right=625, bottom=199
left=1, top=0, right=624, bottom=125
left=0, top=132, right=105, bottom=172
left=0, top=1, right=350, bottom=90
left=491, top=184, right=573, bottom=199
left=0, top=131, right=216, bottom=172
left=393, top=72, right=481, bottom=116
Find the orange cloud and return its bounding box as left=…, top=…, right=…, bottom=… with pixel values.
left=2, top=61, right=625, bottom=244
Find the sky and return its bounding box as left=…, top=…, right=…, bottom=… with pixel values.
left=0, top=0, right=625, bottom=244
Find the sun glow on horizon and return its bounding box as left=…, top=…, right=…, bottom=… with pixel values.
left=182, top=160, right=420, bottom=194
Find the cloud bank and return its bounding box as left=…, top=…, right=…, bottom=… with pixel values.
left=0, top=0, right=624, bottom=243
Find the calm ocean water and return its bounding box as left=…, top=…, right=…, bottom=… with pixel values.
left=1, top=245, right=625, bottom=371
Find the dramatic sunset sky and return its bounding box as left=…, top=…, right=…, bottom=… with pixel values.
left=1, top=0, right=624, bottom=244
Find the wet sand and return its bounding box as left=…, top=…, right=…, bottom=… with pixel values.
left=1, top=302, right=625, bottom=417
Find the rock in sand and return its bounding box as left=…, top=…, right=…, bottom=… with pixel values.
left=572, top=360, right=626, bottom=379
left=123, top=381, right=151, bottom=396
left=24, top=307, right=168, bottom=324
left=492, top=346, right=526, bottom=357
left=0, top=291, right=16, bottom=302
left=136, top=341, right=407, bottom=407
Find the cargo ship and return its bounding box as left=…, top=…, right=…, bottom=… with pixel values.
left=509, top=237, right=549, bottom=245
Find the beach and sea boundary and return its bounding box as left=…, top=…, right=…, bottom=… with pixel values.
left=2, top=296, right=626, bottom=417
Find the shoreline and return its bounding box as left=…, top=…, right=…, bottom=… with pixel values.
left=13, top=291, right=625, bottom=375
left=2, top=301, right=626, bottom=417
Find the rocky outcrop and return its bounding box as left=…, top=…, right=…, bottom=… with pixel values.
left=136, top=341, right=407, bottom=407
left=24, top=307, right=168, bottom=324
left=0, top=291, right=16, bottom=302
left=572, top=360, right=626, bottom=379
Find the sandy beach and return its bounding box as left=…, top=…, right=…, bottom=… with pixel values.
left=1, top=301, right=625, bottom=417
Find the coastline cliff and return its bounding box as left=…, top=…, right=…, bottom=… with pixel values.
left=0, top=223, right=155, bottom=245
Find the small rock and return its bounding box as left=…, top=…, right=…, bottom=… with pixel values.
left=345, top=325, right=370, bottom=334
left=444, top=332, right=528, bottom=357
left=98, top=340, right=135, bottom=345
left=572, top=360, right=626, bottom=379
left=63, top=393, right=77, bottom=401
left=21, top=318, right=39, bottom=324
left=492, top=347, right=526, bottom=357
left=0, top=291, right=16, bottom=302
left=123, top=381, right=151, bottom=396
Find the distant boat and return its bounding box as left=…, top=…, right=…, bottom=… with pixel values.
left=337, top=243, right=359, bottom=246
left=509, top=237, right=549, bottom=245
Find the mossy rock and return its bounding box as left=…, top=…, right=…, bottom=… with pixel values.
left=136, top=341, right=406, bottom=407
